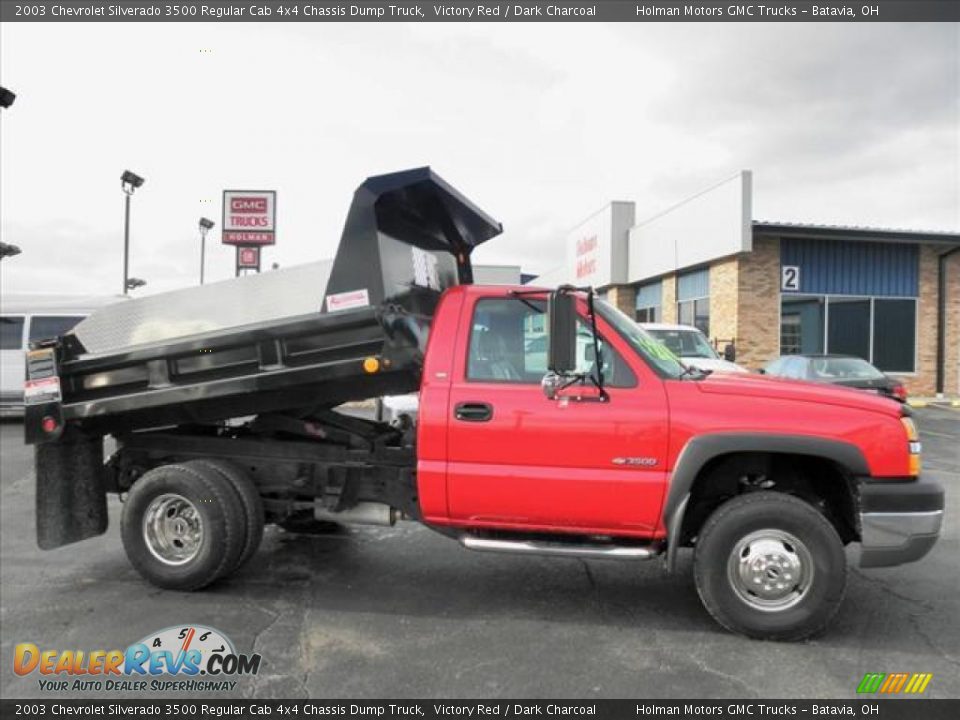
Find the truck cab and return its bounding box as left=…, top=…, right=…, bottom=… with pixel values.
left=416, top=283, right=941, bottom=638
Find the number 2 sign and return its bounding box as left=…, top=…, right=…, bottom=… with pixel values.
left=781, top=265, right=800, bottom=291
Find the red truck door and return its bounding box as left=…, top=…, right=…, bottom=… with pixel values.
left=444, top=293, right=670, bottom=536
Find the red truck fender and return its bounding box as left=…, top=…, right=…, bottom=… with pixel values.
left=662, top=433, right=871, bottom=572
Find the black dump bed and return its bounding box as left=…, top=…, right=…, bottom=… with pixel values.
left=26, top=168, right=501, bottom=438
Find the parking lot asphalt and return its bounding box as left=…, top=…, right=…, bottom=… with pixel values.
left=1, top=407, right=958, bottom=700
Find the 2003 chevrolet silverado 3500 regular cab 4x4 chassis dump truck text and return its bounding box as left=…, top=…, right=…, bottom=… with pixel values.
left=25, top=168, right=944, bottom=641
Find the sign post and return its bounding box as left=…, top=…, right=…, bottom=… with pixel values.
left=222, top=190, right=276, bottom=276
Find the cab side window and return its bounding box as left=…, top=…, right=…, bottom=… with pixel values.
left=467, top=299, right=535, bottom=382
left=466, top=298, right=635, bottom=387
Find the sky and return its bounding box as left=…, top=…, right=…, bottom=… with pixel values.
left=1, top=21, right=957, bottom=297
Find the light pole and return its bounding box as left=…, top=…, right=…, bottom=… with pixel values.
left=121, top=170, right=145, bottom=295
left=198, top=217, right=215, bottom=285
left=0, top=242, right=22, bottom=260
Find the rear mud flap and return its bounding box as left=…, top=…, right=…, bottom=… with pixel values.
left=36, top=433, right=107, bottom=550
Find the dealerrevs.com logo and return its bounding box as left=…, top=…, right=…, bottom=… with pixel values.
left=14, top=624, right=261, bottom=693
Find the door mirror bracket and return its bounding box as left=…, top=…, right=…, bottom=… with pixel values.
left=541, top=372, right=562, bottom=400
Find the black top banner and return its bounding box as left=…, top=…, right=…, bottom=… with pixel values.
left=1, top=0, right=958, bottom=22
left=2, top=699, right=960, bottom=719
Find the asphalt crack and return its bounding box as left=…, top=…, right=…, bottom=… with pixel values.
left=850, top=568, right=935, bottom=612
left=581, top=560, right=607, bottom=622
left=906, top=613, right=960, bottom=669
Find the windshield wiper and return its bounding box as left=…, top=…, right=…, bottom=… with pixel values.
left=678, top=364, right=713, bottom=380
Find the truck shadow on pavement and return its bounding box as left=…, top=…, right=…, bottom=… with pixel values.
left=160, top=523, right=953, bottom=654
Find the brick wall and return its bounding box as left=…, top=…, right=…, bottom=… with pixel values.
left=736, top=236, right=781, bottom=370
left=661, top=275, right=677, bottom=323
left=896, top=247, right=960, bottom=397
left=605, top=285, right=637, bottom=318
left=945, top=251, right=960, bottom=396
left=709, top=257, right=739, bottom=347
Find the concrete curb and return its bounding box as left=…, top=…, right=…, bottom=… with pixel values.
left=909, top=397, right=960, bottom=409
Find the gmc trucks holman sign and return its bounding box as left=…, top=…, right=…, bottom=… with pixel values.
left=222, top=190, right=276, bottom=246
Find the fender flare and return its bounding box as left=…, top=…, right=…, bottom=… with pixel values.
left=662, top=433, right=870, bottom=572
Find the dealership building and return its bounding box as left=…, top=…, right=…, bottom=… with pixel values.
left=534, top=172, right=960, bottom=397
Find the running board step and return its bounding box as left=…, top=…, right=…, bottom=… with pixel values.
left=459, top=535, right=660, bottom=561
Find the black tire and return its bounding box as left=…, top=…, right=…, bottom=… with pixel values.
left=187, top=459, right=264, bottom=571
left=693, top=491, right=846, bottom=641
left=120, top=463, right=246, bottom=591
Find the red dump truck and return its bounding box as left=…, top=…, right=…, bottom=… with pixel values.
left=25, top=168, right=943, bottom=640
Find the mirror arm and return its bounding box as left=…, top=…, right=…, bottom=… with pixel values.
left=585, top=290, right=609, bottom=402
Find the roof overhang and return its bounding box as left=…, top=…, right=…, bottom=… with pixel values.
left=753, top=221, right=960, bottom=246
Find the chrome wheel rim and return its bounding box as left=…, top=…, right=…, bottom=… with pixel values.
left=727, top=528, right=813, bottom=612
left=142, top=493, right=203, bottom=566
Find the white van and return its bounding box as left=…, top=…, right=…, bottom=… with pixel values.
left=1, top=294, right=124, bottom=416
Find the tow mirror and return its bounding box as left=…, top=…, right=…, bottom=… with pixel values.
left=723, top=343, right=736, bottom=362
left=547, top=290, right=577, bottom=374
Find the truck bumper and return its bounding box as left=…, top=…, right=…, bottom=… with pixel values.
left=859, top=476, right=944, bottom=568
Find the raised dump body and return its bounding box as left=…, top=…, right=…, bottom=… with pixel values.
left=25, top=167, right=502, bottom=438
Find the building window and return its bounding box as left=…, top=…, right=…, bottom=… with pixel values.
left=780, top=296, right=825, bottom=355
left=779, top=295, right=915, bottom=373
left=676, top=269, right=710, bottom=337
left=780, top=316, right=801, bottom=355
left=634, top=280, right=662, bottom=323
left=636, top=306, right=659, bottom=323
left=873, top=299, right=917, bottom=373
left=827, top=297, right=871, bottom=359
left=677, top=298, right=710, bottom=336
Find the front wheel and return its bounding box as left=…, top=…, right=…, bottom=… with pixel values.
left=693, top=491, right=846, bottom=641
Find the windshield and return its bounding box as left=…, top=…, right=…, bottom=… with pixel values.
left=646, top=328, right=719, bottom=359
left=595, top=299, right=685, bottom=379
left=810, top=356, right=884, bottom=380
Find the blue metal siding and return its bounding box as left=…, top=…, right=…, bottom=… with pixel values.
left=780, top=238, right=918, bottom=297
left=636, top=281, right=662, bottom=309
left=677, top=268, right=710, bottom=301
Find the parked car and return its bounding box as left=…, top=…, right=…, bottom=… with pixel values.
left=1, top=294, right=124, bottom=416
left=761, top=354, right=908, bottom=402
left=640, top=323, right=747, bottom=373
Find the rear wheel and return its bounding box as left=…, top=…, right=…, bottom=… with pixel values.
left=693, top=491, right=846, bottom=641
left=186, top=459, right=264, bottom=571
left=120, top=463, right=245, bottom=591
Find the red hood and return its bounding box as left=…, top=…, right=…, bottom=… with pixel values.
left=695, top=372, right=902, bottom=417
